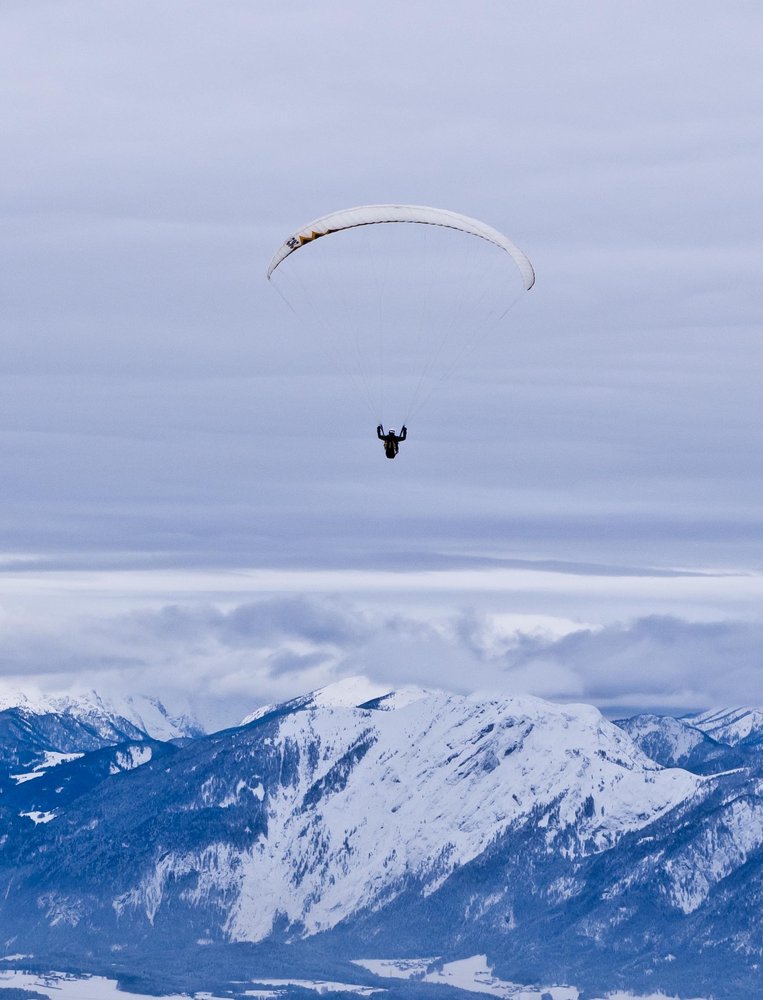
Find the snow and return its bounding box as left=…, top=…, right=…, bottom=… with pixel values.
left=223, top=689, right=699, bottom=941
left=309, top=676, right=391, bottom=709
left=12, top=751, right=85, bottom=783
left=240, top=675, right=393, bottom=725
left=353, top=958, right=711, bottom=1000
left=616, top=715, right=706, bottom=764
left=20, top=810, right=56, bottom=824
left=591, top=994, right=710, bottom=1000
left=239, top=701, right=277, bottom=725
left=247, top=979, right=380, bottom=996
left=38, top=751, right=86, bottom=768
left=685, top=706, right=763, bottom=745
left=663, top=795, right=763, bottom=913
left=114, top=843, right=242, bottom=924
left=355, top=955, right=579, bottom=998
left=0, top=968, right=712, bottom=1000
left=219, top=780, right=265, bottom=807
left=0, top=691, right=50, bottom=714
left=116, top=694, right=202, bottom=741
left=109, top=745, right=153, bottom=774
left=10, top=770, right=44, bottom=784
left=362, top=686, right=431, bottom=711
left=0, top=971, right=229, bottom=1000
left=0, top=689, right=201, bottom=741
left=352, top=957, right=438, bottom=979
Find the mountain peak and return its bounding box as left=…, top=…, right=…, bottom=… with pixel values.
left=2, top=685, right=761, bottom=999
left=240, top=675, right=432, bottom=726
left=308, top=675, right=392, bottom=708
left=683, top=706, right=763, bottom=747
left=0, top=689, right=202, bottom=741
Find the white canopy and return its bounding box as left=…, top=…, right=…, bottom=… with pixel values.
left=266, top=204, right=535, bottom=290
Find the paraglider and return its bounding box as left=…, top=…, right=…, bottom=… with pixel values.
left=377, top=424, right=407, bottom=459
left=267, top=205, right=535, bottom=290
left=267, top=205, right=534, bottom=455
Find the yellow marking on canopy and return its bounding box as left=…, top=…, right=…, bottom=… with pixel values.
left=297, top=228, right=337, bottom=247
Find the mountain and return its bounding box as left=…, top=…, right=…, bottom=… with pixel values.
left=239, top=675, right=395, bottom=725
left=614, top=712, right=749, bottom=773
left=0, top=681, right=761, bottom=999
left=0, top=691, right=198, bottom=850
left=0, top=691, right=201, bottom=766
left=683, top=706, right=763, bottom=750
left=1, top=739, right=179, bottom=831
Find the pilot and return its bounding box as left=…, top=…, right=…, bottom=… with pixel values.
left=377, top=424, right=407, bottom=459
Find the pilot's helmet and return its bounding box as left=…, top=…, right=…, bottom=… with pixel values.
left=388, top=429, right=396, bottom=436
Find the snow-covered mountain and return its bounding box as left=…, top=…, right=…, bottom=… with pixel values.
left=614, top=712, right=749, bottom=773
left=221, top=685, right=697, bottom=943
left=0, top=690, right=201, bottom=765
left=0, top=691, right=200, bottom=841
left=683, top=706, right=763, bottom=749
left=239, top=675, right=395, bottom=725
left=0, top=680, right=761, bottom=1000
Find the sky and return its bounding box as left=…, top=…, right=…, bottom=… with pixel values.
left=0, top=1, right=761, bottom=729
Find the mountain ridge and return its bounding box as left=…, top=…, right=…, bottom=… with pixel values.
left=0, top=679, right=760, bottom=999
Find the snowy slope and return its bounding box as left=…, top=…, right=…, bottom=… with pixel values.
left=684, top=707, right=763, bottom=749
left=1, top=680, right=761, bottom=999
left=0, top=691, right=192, bottom=839
left=614, top=713, right=747, bottom=773
left=224, top=687, right=698, bottom=941
left=111, top=693, right=203, bottom=741
left=6, top=740, right=177, bottom=830
left=7, top=678, right=697, bottom=947
left=0, top=690, right=201, bottom=754
left=239, top=676, right=394, bottom=725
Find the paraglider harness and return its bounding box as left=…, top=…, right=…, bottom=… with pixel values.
left=377, top=424, right=407, bottom=459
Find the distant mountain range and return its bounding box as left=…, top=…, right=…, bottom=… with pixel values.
left=0, top=681, right=760, bottom=1000
left=0, top=690, right=202, bottom=759
left=684, top=706, right=763, bottom=749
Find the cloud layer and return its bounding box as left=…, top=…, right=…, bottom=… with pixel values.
left=1, top=586, right=761, bottom=729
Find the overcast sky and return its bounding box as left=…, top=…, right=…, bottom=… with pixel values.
left=1, top=1, right=761, bottom=728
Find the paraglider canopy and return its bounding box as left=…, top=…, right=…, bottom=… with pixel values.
left=266, top=204, right=535, bottom=429
left=267, top=204, right=535, bottom=291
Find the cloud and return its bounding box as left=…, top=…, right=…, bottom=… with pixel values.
left=1, top=588, right=761, bottom=730
left=497, top=615, right=763, bottom=713
left=107, top=596, right=370, bottom=649
left=0, top=595, right=374, bottom=728
left=337, top=608, right=763, bottom=716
